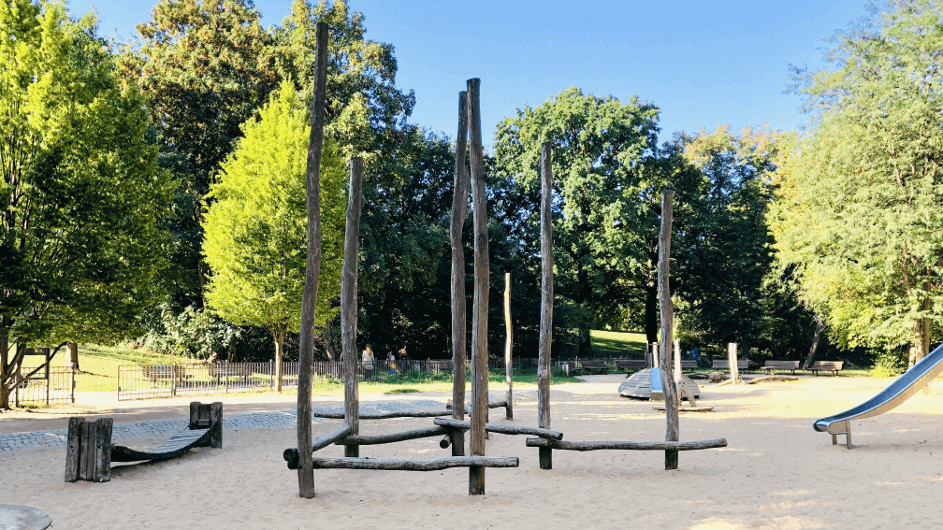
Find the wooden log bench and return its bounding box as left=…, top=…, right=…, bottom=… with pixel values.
left=712, top=359, right=750, bottom=372
left=65, top=402, right=222, bottom=482
left=763, top=360, right=800, bottom=375
left=810, top=360, right=843, bottom=376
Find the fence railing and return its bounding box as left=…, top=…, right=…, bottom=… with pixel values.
left=14, top=366, right=75, bottom=406
left=117, top=358, right=546, bottom=401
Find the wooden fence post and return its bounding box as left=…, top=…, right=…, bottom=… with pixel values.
left=538, top=141, right=554, bottom=470
left=296, top=20, right=329, bottom=499
left=657, top=190, right=679, bottom=470
left=467, top=78, right=489, bottom=495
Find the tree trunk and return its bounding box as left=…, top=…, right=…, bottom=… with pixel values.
left=68, top=342, right=79, bottom=372
left=322, top=316, right=336, bottom=361
left=644, top=280, right=658, bottom=345
left=802, top=314, right=825, bottom=370
left=908, top=314, right=932, bottom=367
left=274, top=328, right=285, bottom=393
left=0, top=330, right=9, bottom=409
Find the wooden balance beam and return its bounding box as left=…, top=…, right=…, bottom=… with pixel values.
left=309, top=456, right=519, bottom=471
left=284, top=424, right=453, bottom=469
left=525, top=437, right=727, bottom=451
left=310, top=409, right=453, bottom=419
left=433, top=418, right=563, bottom=440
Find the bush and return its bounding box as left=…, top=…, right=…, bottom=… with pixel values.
left=140, top=304, right=242, bottom=360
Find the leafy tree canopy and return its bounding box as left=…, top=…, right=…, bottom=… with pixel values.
left=203, top=82, right=346, bottom=368
left=773, top=0, right=943, bottom=365
left=0, top=0, right=173, bottom=407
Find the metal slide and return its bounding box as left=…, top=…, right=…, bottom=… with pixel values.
left=813, top=342, right=943, bottom=447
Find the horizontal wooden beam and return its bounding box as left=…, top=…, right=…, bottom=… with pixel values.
left=447, top=400, right=508, bottom=412
left=311, top=456, right=520, bottom=471
left=434, top=418, right=563, bottom=440
left=311, top=410, right=453, bottom=419
left=284, top=424, right=352, bottom=469
left=525, top=437, right=727, bottom=452
left=334, top=426, right=450, bottom=446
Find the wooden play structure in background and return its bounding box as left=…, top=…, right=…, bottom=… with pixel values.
left=288, top=22, right=726, bottom=500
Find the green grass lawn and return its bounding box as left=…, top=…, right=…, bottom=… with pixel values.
left=589, top=329, right=647, bottom=358
left=64, top=344, right=178, bottom=393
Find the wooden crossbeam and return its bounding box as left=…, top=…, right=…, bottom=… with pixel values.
left=311, top=456, right=519, bottom=471
left=525, top=437, right=727, bottom=451
left=433, top=418, right=563, bottom=440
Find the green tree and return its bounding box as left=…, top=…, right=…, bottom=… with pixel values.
left=678, top=126, right=783, bottom=357
left=119, top=0, right=278, bottom=309
left=772, top=0, right=943, bottom=367
left=493, top=87, right=670, bottom=353
left=203, top=82, right=345, bottom=390
left=0, top=0, right=174, bottom=408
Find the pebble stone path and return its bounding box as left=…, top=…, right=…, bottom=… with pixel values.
left=0, top=399, right=447, bottom=454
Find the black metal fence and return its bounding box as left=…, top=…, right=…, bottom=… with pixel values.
left=14, top=366, right=75, bottom=406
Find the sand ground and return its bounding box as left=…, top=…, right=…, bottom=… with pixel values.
left=2, top=375, right=942, bottom=529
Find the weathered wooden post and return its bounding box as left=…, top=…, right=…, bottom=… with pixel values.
left=673, top=339, right=682, bottom=383
left=538, top=141, right=554, bottom=470
left=343, top=157, right=364, bottom=458
left=450, top=90, right=470, bottom=457
left=296, top=20, right=329, bottom=499
left=189, top=401, right=223, bottom=448
left=728, top=343, right=739, bottom=384
left=505, top=273, right=513, bottom=421
left=64, top=418, right=113, bottom=482
left=658, top=190, right=680, bottom=470
left=467, top=78, right=489, bottom=495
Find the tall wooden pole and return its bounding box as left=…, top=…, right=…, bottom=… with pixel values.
left=342, top=158, right=364, bottom=458
left=657, top=190, right=679, bottom=470
left=296, top=21, right=329, bottom=498
left=728, top=343, right=739, bottom=384
left=450, top=91, right=470, bottom=456
left=538, top=142, right=554, bottom=470
left=467, top=78, right=489, bottom=495
left=504, top=273, right=513, bottom=420
left=673, top=339, right=681, bottom=383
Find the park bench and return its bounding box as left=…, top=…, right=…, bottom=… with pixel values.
left=712, top=359, right=750, bottom=372
left=141, top=364, right=188, bottom=382
left=578, top=360, right=611, bottom=373
left=810, top=360, right=843, bottom=376
left=763, top=360, right=800, bottom=375
left=615, top=359, right=647, bottom=371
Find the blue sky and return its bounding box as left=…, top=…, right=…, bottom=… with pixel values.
left=68, top=0, right=870, bottom=150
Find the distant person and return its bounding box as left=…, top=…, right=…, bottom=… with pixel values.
left=399, top=347, right=409, bottom=373
left=387, top=351, right=397, bottom=376
left=362, top=344, right=375, bottom=380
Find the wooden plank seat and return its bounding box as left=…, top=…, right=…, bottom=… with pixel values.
left=65, top=402, right=222, bottom=482
left=712, top=359, right=750, bottom=371
left=763, top=360, right=800, bottom=375
left=810, top=360, right=843, bottom=376
left=680, top=360, right=699, bottom=371
left=208, top=364, right=251, bottom=378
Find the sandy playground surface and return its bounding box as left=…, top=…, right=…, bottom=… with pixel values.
left=2, top=374, right=943, bottom=529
